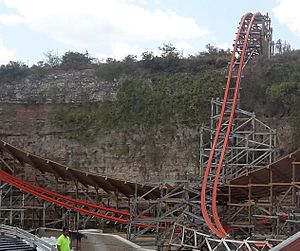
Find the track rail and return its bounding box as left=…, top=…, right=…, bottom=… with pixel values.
left=0, top=169, right=130, bottom=216
left=0, top=169, right=149, bottom=227
left=0, top=171, right=126, bottom=224
left=200, top=12, right=271, bottom=238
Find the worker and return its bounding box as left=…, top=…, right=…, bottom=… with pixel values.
left=56, top=227, right=71, bottom=251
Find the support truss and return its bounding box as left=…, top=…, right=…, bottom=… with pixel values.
left=199, top=98, right=277, bottom=183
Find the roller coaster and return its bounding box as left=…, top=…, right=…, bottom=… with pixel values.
left=1, top=12, right=300, bottom=250
left=201, top=12, right=272, bottom=239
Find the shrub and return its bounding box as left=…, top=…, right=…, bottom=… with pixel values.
left=96, top=61, right=125, bottom=81
left=61, top=51, right=93, bottom=70
left=0, top=61, right=28, bottom=82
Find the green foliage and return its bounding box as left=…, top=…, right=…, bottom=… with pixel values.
left=242, top=51, right=300, bottom=109
left=52, top=69, right=223, bottom=144
left=122, top=54, right=137, bottom=63
left=50, top=44, right=232, bottom=144
left=29, top=64, right=49, bottom=79
left=185, top=46, right=230, bottom=72
left=141, top=51, right=154, bottom=61
left=43, top=51, right=62, bottom=67
left=154, top=43, right=182, bottom=72
left=141, top=51, right=155, bottom=68
left=266, top=82, right=300, bottom=116
left=24, top=45, right=298, bottom=151
left=95, top=43, right=230, bottom=81
left=61, top=51, right=93, bottom=70
left=101, top=71, right=222, bottom=130
left=205, top=44, right=219, bottom=54
left=242, top=51, right=300, bottom=150
left=289, top=114, right=300, bottom=150
left=53, top=106, right=100, bottom=145
left=96, top=61, right=125, bottom=81
left=159, top=43, right=182, bottom=58
left=0, top=61, right=28, bottom=82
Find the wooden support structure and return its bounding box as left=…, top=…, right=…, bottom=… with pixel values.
left=223, top=150, right=300, bottom=238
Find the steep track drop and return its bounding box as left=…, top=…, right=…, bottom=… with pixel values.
left=200, top=12, right=272, bottom=238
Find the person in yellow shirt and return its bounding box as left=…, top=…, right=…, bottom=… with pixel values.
left=56, top=227, right=71, bottom=251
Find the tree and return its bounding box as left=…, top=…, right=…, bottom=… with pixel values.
left=43, top=51, right=61, bottom=67
left=96, top=61, right=124, bottom=81
left=122, top=54, right=137, bottom=63
left=205, top=44, right=219, bottom=54
left=158, top=43, right=181, bottom=58
left=0, top=61, right=28, bottom=81
left=106, top=57, right=117, bottom=63
left=275, top=39, right=282, bottom=54
left=156, top=44, right=182, bottom=72
left=141, top=51, right=154, bottom=61
left=61, top=51, right=93, bottom=69
left=266, top=82, right=300, bottom=116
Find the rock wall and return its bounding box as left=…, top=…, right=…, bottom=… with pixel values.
left=1, top=68, right=282, bottom=183
left=0, top=103, right=199, bottom=182
left=0, top=69, right=118, bottom=103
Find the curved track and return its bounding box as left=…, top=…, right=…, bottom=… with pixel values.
left=200, top=12, right=271, bottom=238
left=0, top=169, right=139, bottom=225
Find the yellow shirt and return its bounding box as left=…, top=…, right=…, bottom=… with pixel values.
left=56, top=234, right=71, bottom=251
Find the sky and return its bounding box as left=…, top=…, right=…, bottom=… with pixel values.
left=0, top=0, right=299, bottom=65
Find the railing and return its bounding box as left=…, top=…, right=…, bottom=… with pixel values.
left=169, top=223, right=273, bottom=250
left=0, top=224, right=56, bottom=251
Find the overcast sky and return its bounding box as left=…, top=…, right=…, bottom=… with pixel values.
left=0, top=0, right=299, bottom=65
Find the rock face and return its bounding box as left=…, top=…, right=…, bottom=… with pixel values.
left=0, top=70, right=199, bottom=182
left=0, top=69, right=118, bottom=103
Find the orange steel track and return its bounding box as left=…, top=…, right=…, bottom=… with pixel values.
left=201, top=12, right=263, bottom=238
left=0, top=169, right=145, bottom=226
